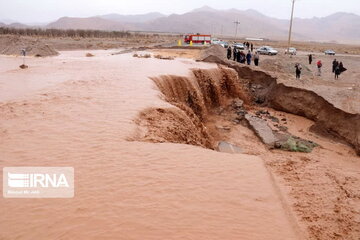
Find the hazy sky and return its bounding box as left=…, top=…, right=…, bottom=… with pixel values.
left=1, top=0, right=359, bottom=23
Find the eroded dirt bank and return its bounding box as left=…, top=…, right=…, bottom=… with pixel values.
left=135, top=68, right=249, bottom=149
left=137, top=64, right=359, bottom=156
left=229, top=64, right=360, bottom=155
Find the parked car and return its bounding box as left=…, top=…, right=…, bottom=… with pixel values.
left=211, top=39, right=228, bottom=48
left=211, top=38, right=221, bottom=45
left=233, top=43, right=245, bottom=50
left=285, top=47, right=297, bottom=55
left=219, top=41, right=229, bottom=48
left=257, top=46, right=278, bottom=55
left=324, top=50, right=336, bottom=55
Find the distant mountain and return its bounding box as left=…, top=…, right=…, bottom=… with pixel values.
left=139, top=8, right=301, bottom=40
left=8, top=23, right=29, bottom=28
left=3, top=6, right=359, bottom=43
left=191, top=5, right=219, bottom=13
left=0, top=19, right=17, bottom=24
left=137, top=8, right=359, bottom=43
left=47, top=17, right=133, bottom=31
left=291, top=12, right=360, bottom=43
left=0, top=22, right=30, bottom=28
left=99, top=12, right=166, bottom=23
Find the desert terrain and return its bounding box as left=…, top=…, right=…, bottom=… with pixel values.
left=0, top=34, right=359, bottom=240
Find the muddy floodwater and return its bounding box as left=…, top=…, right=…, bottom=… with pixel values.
left=0, top=50, right=359, bottom=240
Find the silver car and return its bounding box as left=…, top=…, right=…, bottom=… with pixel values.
left=324, top=50, right=336, bottom=55
left=233, top=43, right=245, bottom=50
left=257, top=46, right=278, bottom=55
left=285, top=47, right=297, bottom=55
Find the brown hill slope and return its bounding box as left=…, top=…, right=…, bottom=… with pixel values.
left=47, top=17, right=133, bottom=31
left=6, top=6, right=359, bottom=43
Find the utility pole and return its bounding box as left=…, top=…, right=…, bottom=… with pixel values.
left=21, top=49, right=26, bottom=65
left=234, top=20, right=240, bottom=39
left=287, top=0, right=296, bottom=55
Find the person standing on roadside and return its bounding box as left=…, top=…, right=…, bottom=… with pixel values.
left=295, top=63, right=302, bottom=79
left=246, top=51, right=252, bottom=65
left=236, top=50, right=241, bottom=63
left=227, top=46, right=232, bottom=60
left=251, top=43, right=254, bottom=52
left=233, top=47, right=237, bottom=61
left=254, top=51, right=260, bottom=66
left=332, top=59, right=338, bottom=73
left=335, top=65, right=340, bottom=79
left=339, top=62, right=347, bottom=73
left=238, top=51, right=243, bottom=63
left=308, top=54, right=313, bottom=64
left=240, top=51, right=246, bottom=64
left=317, top=60, right=323, bottom=76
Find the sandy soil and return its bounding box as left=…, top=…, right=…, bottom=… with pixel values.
left=150, top=49, right=201, bottom=60
left=0, top=51, right=301, bottom=239
left=205, top=106, right=360, bottom=239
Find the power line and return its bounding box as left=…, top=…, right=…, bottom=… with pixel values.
left=287, top=0, right=296, bottom=55
left=234, top=20, right=240, bottom=39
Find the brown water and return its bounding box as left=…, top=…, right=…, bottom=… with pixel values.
left=0, top=51, right=299, bottom=239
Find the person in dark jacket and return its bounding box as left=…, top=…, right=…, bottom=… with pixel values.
left=308, top=54, right=313, bottom=64
left=339, top=62, right=347, bottom=73
left=295, top=63, right=302, bottom=79
left=246, top=51, right=252, bottom=65
left=227, top=47, right=232, bottom=60
left=254, top=51, right=260, bottom=66
left=240, top=51, right=246, bottom=64
left=335, top=66, right=340, bottom=79
left=250, top=43, right=254, bottom=52
left=233, top=47, right=237, bottom=61
left=236, top=50, right=241, bottom=62
left=332, top=59, right=339, bottom=73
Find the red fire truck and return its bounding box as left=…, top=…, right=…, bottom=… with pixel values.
left=184, top=34, right=211, bottom=44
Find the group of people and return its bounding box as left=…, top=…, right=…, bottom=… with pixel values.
left=227, top=46, right=260, bottom=66
left=295, top=55, right=346, bottom=80
left=307, top=54, right=323, bottom=76
left=243, top=41, right=254, bottom=52
left=226, top=44, right=346, bottom=81
left=332, top=59, right=347, bottom=79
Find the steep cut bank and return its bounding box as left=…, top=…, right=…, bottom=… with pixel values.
left=228, top=64, right=360, bottom=155
left=135, top=107, right=213, bottom=149
left=152, top=68, right=249, bottom=119
left=135, top=67, right=249, bottom=148
left=136, top=62, right=359, bottom=155
left=198, top=45, right=359, bottom=155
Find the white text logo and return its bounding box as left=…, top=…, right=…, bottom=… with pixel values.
left=3, top=167, right=74, bottom=198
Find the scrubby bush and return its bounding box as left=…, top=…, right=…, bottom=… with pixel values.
left=0, top=27, right=182, bottom=39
